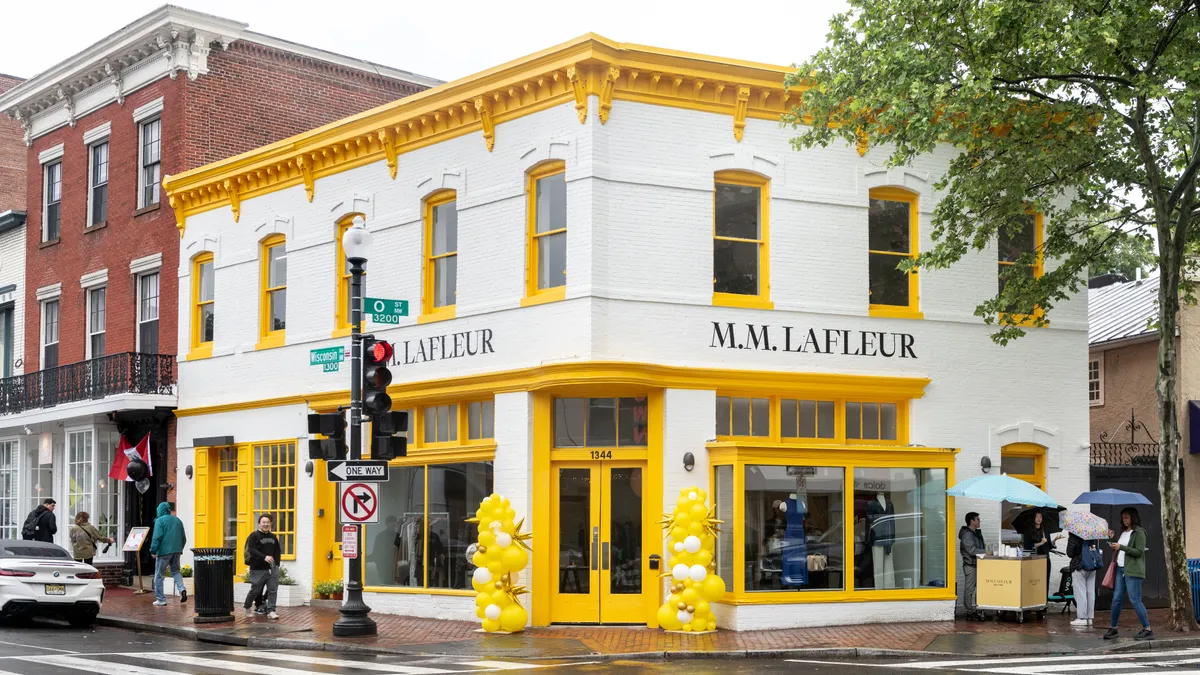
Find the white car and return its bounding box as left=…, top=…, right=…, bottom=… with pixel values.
left=0, top=539, right=104, bottom=627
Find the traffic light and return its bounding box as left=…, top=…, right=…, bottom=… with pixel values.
left=307, top=411, right=347, bottom=460
left=362, top=336, right=393, bottom=414
left=371, top=410, right=408, bottom=460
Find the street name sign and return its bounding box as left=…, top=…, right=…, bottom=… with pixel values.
left=341, top=525, right=358, bottom=559
left=340, top=482, right=379, bottom=524
left=310, top=346, right=346, bottom=373
left=365, top=297, right=409, bottom=325
left=327, top=460, right=390, bottom=482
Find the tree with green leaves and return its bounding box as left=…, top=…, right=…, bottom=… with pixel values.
left=787, top=0, right=1198, bottom=629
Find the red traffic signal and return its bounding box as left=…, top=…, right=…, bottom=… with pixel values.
left=366, top=339, right=393, bottom=365
left=362, top=336, right=393, bottom=414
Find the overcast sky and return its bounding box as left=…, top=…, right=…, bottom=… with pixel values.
left=0, top=0, right=849, bottom=84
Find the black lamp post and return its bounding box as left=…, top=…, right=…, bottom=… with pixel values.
left=333, top=220, right=377, bottom=637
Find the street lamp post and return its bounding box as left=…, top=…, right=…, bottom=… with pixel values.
left=333, top=220, right=377, bottom=638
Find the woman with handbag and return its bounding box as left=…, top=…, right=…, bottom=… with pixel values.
left=1064, top=532, right=1103, bottom=627
left=69, top=511, right=114, bottom=565
left=1103, top=508, right=1152, bottom=641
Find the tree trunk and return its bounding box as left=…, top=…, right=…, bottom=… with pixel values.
left=1156, top=249, right=1198, bottom=632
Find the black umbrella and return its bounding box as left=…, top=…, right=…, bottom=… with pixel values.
left=1012, top=506, right=1065, bottom=538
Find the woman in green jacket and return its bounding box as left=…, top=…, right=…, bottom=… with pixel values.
left=69, top=511, right=114, bottom=565
left=1103, top=507, right=1152, bottom=641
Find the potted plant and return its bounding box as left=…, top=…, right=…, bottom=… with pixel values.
left=313, top=580, right=334, bottom=600
left=328, top=578, right=344, bottom=601
left=164, top=565, right=194, bottom=596
left=180, top=565, right=193, bottom=578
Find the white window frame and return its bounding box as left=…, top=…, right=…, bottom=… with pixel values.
left=86, top=287, right=106, bottom=360
left=42, top=161, right=62, bottom=242
left=137, top=117, right=162, bottom=209
left=1089, top=352, right=1105, bottom=407
left=64, top=425, right=124, bottom=562
left=136, top=271, right=160, bottom=353
left=87, top=140, right=109, bottom=227
left=0, top=438, right=20, bottom=541
left=41, top=299, right=59, bottom=368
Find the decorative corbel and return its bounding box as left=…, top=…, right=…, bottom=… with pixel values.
left=598, top=66, right=620, bottom=124
left=55, top=85, right=76, bottom=128
left=474, top=96, right=495, bottom=152
left=168, top=193, right=186, bottom=238
left=377, top=128, right=398, bottom=179
left=296, top=155, right=315, bottom=202
left=13, top=109, right=31, bottom=148
left=733, top=86, right=751, bottom=142
left=567, top=65, right=588, bottom=124
left=224, top=179, right=241, bottom=222
left=104, top=61, right=125, bottom=105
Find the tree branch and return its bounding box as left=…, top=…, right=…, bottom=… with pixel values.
left=992, top=73, right=1135, bottom=88
left=1145, top=0, right=1198, bottom=76
left=1167, top=99, right=1200, bottom=212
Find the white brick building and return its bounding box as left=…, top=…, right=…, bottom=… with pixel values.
left=164, top=35, right=1089, bottom=630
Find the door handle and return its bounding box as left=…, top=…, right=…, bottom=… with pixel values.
left=602, top=542, right=610, bottom=571
left=590, top=526, right=599, bottom=571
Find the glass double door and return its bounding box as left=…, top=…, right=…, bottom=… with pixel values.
left=550, top=462, right=644, bottom=624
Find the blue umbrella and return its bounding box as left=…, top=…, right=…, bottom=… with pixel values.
left=946, top=474, right=1060, bottom=508
left=1073, top=489, right=1152, bottom=506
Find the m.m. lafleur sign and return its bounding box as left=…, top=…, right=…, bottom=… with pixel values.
left=710, top=322, right=917, bottom=359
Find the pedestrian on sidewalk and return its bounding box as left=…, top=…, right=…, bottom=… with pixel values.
left=243, top=514, right=282, bottom=620
left=958, top=511, right=986, bottom=621
left=21, top=498, right=57, bottom=542
left=1064, top=532, right=1102, bottom=627
left=1104, top=507, right=1152, bottom=641
left=69, top=511, right=114, bottom=565
left=150, top=502, right=188, bottom=606
left=1022, top=511, right=1055, bottom=599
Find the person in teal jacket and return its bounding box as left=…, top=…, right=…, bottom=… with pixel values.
left=150, top=502, right=188, bottom=606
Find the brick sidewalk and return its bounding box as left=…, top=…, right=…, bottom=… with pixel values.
left=98, top=589, right=1184, bottom=659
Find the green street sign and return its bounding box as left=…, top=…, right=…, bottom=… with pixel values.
left=311, top=346, right=346, bottom=373
left=365, top=298, right=409, bottom=325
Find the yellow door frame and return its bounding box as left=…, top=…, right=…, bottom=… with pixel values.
left=312, top=468, right=343, bottom=584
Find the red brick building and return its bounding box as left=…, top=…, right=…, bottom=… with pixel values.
left=0, top=6, right=434, bottom=585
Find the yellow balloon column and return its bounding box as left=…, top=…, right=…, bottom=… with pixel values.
left=657, top=486, right=725, bottom=633
left=468, top=494, right=532, bottom=633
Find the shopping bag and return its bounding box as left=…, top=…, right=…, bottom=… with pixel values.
left=1101, top=558, right=1117, bottom=590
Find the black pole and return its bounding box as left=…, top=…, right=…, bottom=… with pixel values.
left=333, top=257, right=376, bottom=637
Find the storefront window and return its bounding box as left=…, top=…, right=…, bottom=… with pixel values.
left=716, top=397, right=769, bottom=437
left=554, top=397, right=648, bottom=447
left=781, top=399, right=835, bottom=439
left=0, top=440, right=17, bottom=540
left=846, top=402, right=898, bottom=441
left=467, top=400, right=494, bottom=440
left=744, top=466, right=844, bottom=591
left=67, top=431, right=93, bottom=521
left=852, top=468, right=947, bottom=590
left=714, top=465, right=734, bottom=591
left=95, top=432, right=120, bottom=547
left=365, top=462, right=493, bottom=589
left=252, top=441, right=296, bottom=558
left=424, top=405, right=459, bottom=444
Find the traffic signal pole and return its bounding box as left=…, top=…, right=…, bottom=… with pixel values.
left=333, top=256, right=377, bottom=637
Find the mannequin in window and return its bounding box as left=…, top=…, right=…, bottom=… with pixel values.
left=393, top=515, right=423, bottom=586
left=866, top=492, right=895, bottom=589
left=782, top=493, right=808, bottom=588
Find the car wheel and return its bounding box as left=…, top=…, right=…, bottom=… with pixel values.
left=67, top=614, right=97, bottom=628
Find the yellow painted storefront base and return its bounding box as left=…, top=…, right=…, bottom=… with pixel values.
left=976, top=556, right=1047, bottom=611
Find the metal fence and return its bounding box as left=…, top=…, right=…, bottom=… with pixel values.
left=0, top=352, right=175, bottom=415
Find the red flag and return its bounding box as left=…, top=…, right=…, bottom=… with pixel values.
left=108, top=434, right=152, bottom=481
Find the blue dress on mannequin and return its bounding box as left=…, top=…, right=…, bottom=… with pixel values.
left=781, top=495, right=808, bottom=588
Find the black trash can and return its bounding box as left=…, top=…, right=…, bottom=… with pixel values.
left=191, top=547, right=236, bottom=624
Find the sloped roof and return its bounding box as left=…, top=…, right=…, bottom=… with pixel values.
left=1089, top=274, right=1159, bottom=346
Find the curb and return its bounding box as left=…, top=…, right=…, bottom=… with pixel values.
left=95, top=615, right=1200, bottom=662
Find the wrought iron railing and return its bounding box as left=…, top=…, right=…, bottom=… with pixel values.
left=0, top=352, right=175, bottom=415
left=1091, top=442, right=1159, bottom=466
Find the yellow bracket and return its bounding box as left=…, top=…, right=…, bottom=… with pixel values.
left=169, top=194, right=186, bottom=238
left=598, top=66, right=620, bottom=124
left=474, top=96, right=495, bottom=151
left=567, top=65, right=588, bottom=124
left=733, top=86, right=750, bottom=142
left=296, top=155, right=315, bottom=202
left=378, top=128, right=398, bottom=179
left=224, top=178, right=241, bottom=223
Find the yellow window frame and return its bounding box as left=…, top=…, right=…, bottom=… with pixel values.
left=549, top=394, right=652, bottom=450
left=522, top=161, right=567, bottom=307
left=708, top=442, right=959, bottom=605
left=713, top=170, right=773, bottom=310
left=1000, top=442, right=1046, bottom=489
left=251, top=440, right=298, bottom=560
left=715, top=394, right=908, bottom=446
left=421, top=190, right=457, bottom=324
left=257, top=234, right=287, bottom=350
left=998, top=211, right=1045, bottom=326
left=333, top=214, right=364, bottom=338
left=188, top=252, right=214, bottom=360
left=867, top=187, right=922, bottom=320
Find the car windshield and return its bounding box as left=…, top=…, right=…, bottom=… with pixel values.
left=0, top=544, right=72, bottom=559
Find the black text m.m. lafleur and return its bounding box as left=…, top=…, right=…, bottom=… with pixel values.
left=709, top=322, right=916, bottom=359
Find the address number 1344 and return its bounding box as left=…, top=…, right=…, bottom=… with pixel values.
left=589, top=450, right=613, bottom=460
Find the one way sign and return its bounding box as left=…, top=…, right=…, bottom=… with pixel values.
left=327, top=460, right=390, bottom=482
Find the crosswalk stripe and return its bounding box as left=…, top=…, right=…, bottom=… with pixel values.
left=18, top=655, right=174, bottom=675
left=253, top=651, right=458, bottom=674
left=972, top=664, right=1147, bottom=674
left=460, top=661, right=548, bottom=671
left=132, top=652, right=399, bottom=675
left=858, top=648, right=1200, bottom=670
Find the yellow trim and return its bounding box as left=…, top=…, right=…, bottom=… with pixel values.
left=867, top=187, right=921, bottom=319
left=713, top=170, right=771, bottom=309
left=163, top=35, right=802, bottom=232
left=334, top=215, right=360, bottom=332
left=188, top=252, right=214, bottom=361
left=331, top=326, right=352, bottom=339
left=257, top=234, right=287, bottom=350
left=176, top=362, right=932, bottom=417
left=422, top=190, right=458, bottom=321
left=362, top=586, right=476, bottom=597
left=716, top=394, right=908, bottom=445
left=526, top=161, right=568, bottom=302
left=249, top=439, right=299, bottom=561
left=1000, top=442, right=1047, bottom=489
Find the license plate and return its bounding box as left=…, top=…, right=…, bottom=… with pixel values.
left=44, top=584, right=65, bottom=595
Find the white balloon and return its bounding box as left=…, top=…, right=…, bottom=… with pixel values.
left=683, top=535, right=702, bottom=553
left=673, top=542, right=684, bottom=553
left=490, top=521, right=503, bottom=531
left=485, top=604, right=502, bottom=621
left=688, top=491, right=698, bottom=501
left=472, top=567, right=492, bottom=585
left=672, top=563, right=690, bottom=581
left=495, top=532, right=513, bottom=548
left=689, top=564, right=707, bottom=582
left=676, top=610, right=693, bottom=625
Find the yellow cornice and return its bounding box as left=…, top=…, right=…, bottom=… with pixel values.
left=163, top=34, right=803, bottom=236
left=175, top=360, right=929, bottom=418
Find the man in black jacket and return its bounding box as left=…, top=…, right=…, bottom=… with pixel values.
left=243, top=514, right=282, bottom=619
left=21, top=499, right=57, bottom=543
left=959, top=512, right=987, bottom=620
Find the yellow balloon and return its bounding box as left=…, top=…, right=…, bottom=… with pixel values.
left=681, top=588, right=699, bottom=605
left=682, top=623, right=693, bottom=632
left=696, top=550, right=713, bottom=567
left=667, top=556, right=678, bottom=569
left=707, top=620, right=717, bottom=631
left=482, top=618, right=501, bottom=633
left=696, top=600, right=710, bottom=616
left=657, top=603, right=682, bottom=630
left=690, top=617, right=707, bottom=632
left=688, top=522, right=704, bottom=536
left=487, top=561, right=503, bottom=574
left=502, top=544, right=528, bottom=571
left=492, top=589, right=512, bottom=607
left=476, top=606, right=486, bottom=619
left=700, top=574, right=727, bottom=602
left=670, top=527, right=686, bottom=541
left=499, top=603, right=527, bottom=633
left=487, top=546, right=504, bottom=561
left=478, top=530, right=496, bottom=547
left=472, top=552, right=487, bottom=568
left=676, top=512, right=692, bottom=528
left=690, top=503, right=707, bottom=520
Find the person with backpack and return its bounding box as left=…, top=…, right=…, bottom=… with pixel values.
left=69, top=511, right=114, bottom=565
left=1064, top=531, right=1103, bottom=626
left=21, top=498, right=57, bottom=543
left=243, top=513, right=282, bottom=619
left=149, top=502, right=188, bottom=606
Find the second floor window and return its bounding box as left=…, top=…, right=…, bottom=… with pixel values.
left=88, top=288, right=106, bottom=358
left=89, top=142, right=109, bottom=226
left=425, top=192, right=457, bottom=315
left=138, top=272, right=160, bottom=354
left=139, top=118, right=161, bottom=208
left=713, top=171, right=769, bottom=305
left=998, top=213, right=1043, bottom=303
left=42, top=300, right=59, bottom=369
left=193, top=254, right=215, bottom=351
left=716, top=396, right=770, bottom=437
left=43, top=161, right=61, bottom=242
left=868, top=188, right=918, bottom=314
left=528, top=162, right=566, bottom=296
left=261, top=236, right=287, bottom=342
